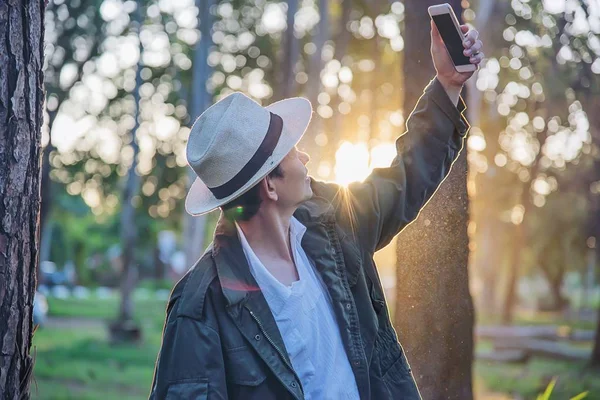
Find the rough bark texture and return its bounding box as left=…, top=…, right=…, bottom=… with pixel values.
left=393, top=1, right=475, bottom=399
left=0, top=0, right=45, bottom=398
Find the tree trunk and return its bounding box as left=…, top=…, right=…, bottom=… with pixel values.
left=393, top=1, right=474, bottom=399
left=322, top=0, right=352, bottom=176
left=548, top=277, right=566, bottom=310
left=154, top=246, right=165, bottom=281
left=277, top=0, right=299, bottom=101
left=537, top=247, right=567, bottom=312
left=586, top=100, right=600, bottom=367
left=477, top=218, right=499, bottom=314
left=502, top=217, right=523, bottom=324
left=592, top=301, right=600, bottom=368
left=572, top=89, right=600, bottom=366
left=0, top=0, right=45, bottom=397
left=302, top=0, right=328, bottom=160
left=501, top=106, right=546, bottom=322
left=183, top=0, right=214, bottom=268
left=116, top=0, right=144, bottom=332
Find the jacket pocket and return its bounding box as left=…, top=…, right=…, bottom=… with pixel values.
left=383, top=352, right=411, bottom=379
left=225, top=347, right=268, bottom=386
left=372, top=324, right=403, bottom=377
left=166, top=379, right=208, bottom=400
left=381, top=353, right=422, bottom=399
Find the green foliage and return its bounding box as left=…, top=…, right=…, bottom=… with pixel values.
left=537, top=378, right=557, bottom=400
left=536, top=377, right=589, bottom=400
left=572, top=391, right=591, bottom=400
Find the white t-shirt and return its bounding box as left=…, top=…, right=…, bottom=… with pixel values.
left=235, top=217, right=360, bottom=399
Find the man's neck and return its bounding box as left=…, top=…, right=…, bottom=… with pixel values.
left=236, top=207, right=295, bottom=263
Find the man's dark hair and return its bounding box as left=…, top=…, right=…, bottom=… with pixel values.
left=221, top=164, right=284, bottom=222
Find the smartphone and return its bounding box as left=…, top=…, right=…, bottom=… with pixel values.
left=428, top=3, right=476, bottom=73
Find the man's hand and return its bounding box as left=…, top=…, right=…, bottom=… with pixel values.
left=431, top=21, right=484, bottom=94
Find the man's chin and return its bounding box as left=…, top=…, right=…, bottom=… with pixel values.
left=299, top=190, right=313, bottom=204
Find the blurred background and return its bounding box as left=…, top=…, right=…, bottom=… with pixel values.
left=33, top=0, right=600, bottom=398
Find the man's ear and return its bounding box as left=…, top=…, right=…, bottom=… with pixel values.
left=262, top=176, right=278, bottom=202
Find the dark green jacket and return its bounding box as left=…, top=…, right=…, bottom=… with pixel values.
left=149, top=78, right=469, bottom=400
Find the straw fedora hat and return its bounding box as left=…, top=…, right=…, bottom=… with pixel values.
left=185, top=92, right=313, bottom=216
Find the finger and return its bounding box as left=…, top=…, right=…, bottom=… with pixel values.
left=470, top=52, right=484, bottom=64
left=460, top=25, right=469, bottom=34
left=463, top=29, right=479, bottom=46
left=464, top=40, right=483, bottom=56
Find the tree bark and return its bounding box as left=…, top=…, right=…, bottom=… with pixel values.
left=0, top=0, right=45, bottom=398
left=393, top=1, right=474, bottom=399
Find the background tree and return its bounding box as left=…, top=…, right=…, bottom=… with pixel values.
left=276, top=0, right=300, bottom=101
left=0, top=0, right=45, bottom=397
left=393, top=1, right=475, bottom=399
left=111, top=0, right=145, bottom=342
left=41, top=0, right=200, bottom=287
left=466, top=0, right=598, bottom=325
left=182, top=0, right=215, bottom=269
left=41, top=0, right=104, bottom=263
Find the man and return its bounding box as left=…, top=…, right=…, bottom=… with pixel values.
left=150, top=22, right=484, bottom=400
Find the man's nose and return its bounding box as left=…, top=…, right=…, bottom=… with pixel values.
left=300, top=151, right=310, bottom=165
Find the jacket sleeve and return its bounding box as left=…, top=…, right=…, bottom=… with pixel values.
left=149, top=290, right=228, bottom=400
left=311, top=77, right=470, bottom=253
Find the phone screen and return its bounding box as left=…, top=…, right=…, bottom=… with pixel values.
left=432, top=14, right=470, bottom=66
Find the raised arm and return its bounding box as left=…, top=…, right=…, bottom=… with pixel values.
left=311, top=24, right=484, bottom=253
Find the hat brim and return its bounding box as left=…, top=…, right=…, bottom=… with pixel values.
left=185, top=97, right=313, bottom=216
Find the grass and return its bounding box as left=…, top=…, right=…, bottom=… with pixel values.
left=31, top=294, right=599, bottom=399
left=46, top=295, right=168, bottom=328
left=474, top=338, right=598, bottom=399
left=31, top=296, right=168, bottom=400
left=475, top=358, right=599, bottom=399
left=31, top=326, right=159, bottom=400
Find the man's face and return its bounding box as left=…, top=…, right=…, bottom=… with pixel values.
left=270, top=146, right=313, bottom=208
